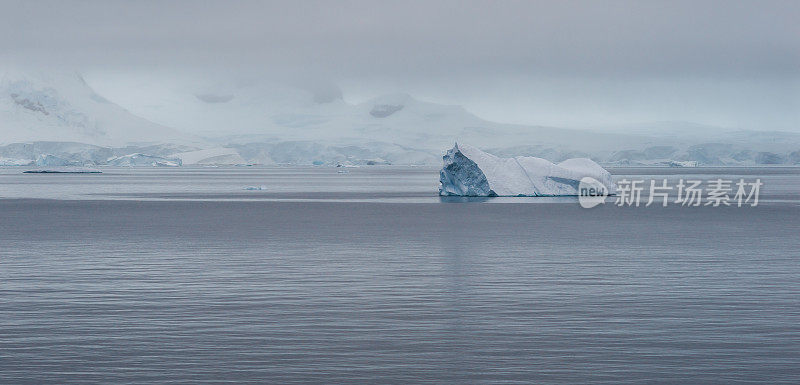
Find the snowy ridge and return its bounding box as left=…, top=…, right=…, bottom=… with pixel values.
left=1, top=70, right=799, bottom=166
left=0, top=69, right=200, bottom=147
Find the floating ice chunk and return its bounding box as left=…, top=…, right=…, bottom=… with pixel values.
left=667, top=160, right=699, bottom=167
left=439, top=143, right=614, bottom=196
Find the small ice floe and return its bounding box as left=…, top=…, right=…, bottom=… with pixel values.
left=243, top=185, right=267, bottom=191
left=24, top=167, right=102, bottom=174
left=667, top=160, right=699, bottom=168
left=336, top=162, right=359, bottom=168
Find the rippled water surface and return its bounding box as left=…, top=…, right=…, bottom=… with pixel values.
left=1, top=166, right=799, bottom=384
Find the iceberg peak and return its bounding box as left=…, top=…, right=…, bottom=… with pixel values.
left=439, top=143, right=615, bottom=197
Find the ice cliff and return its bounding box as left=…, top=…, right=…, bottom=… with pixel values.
left=106, top=153, right=181, bottom=167
left=439, top=143, right=615, bottom=196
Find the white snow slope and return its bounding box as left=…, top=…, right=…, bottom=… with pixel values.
left=439, top=143, right=615, bottom=196
left=0, top=70, right=200, bottom=147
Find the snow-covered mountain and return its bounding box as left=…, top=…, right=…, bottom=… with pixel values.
left=85, top=75, right=653, bottom=155
left=85, top=76, right=505, bottom=148
left=0, top=70, right=201, bottom=147
left=1, top=70, right=798, bottom=167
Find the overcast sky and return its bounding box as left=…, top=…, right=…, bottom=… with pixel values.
left=1, top=0, right=798, bottom=130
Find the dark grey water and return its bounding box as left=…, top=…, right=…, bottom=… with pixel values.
left=1, top=167, right=799, bottom=384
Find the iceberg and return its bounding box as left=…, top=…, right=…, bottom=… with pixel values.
left=439, top=143, right=614, bottom=196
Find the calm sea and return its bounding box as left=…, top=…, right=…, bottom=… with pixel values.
left=1, top=166, right=799, bottom=384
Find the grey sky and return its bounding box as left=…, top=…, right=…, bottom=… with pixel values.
left=1, top=0, right=798, bottom=130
